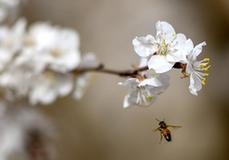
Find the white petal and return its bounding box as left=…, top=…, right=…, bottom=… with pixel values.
left=49, top=50, right=81, bottom=72
left=186, top=63, right=194, bottom=74
left=192, top=41, right=206, bottom=58
left=57, top=77, right=73, bottom=96
left=30, top=86, right=56, bottom=105
left=148, top=55, right=174, bottom=73
left=167, top=33, right=189, bottom=63
left=73, top=74, right=92, bottom=100
left=79, top=52, right=98, bottom=68
left=123, top=95, right=131, bottom=108
left=185, top=39, right=194, bottom=53
left=156, top=21, right=176, bottom=43
left=119, top=78, right=139, bottom=87
left=12, top=18, right=27, bottom=35
left=189, top=73, right=202, bottom=96
left=139, top=58, right=148, bottom=67
left=173, top=33, right=187, bottom=48
left=132, top=35, right=157, bottom=57
left=139, top=78, right=162, bottom=87
left=166, top=50, right=187, bottom=63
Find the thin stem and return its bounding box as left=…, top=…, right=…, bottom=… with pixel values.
left=71, top=62, right=183, bottom=78
left=72, top=64, right=148, bottom=77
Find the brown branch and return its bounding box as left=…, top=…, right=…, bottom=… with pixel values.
left=72, top=64, right=148, bottom=77
left=71, top=62, right=184, bottom=78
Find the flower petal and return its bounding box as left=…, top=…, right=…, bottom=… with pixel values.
left=156, top=21, right=176, bottom=43
left=139, top=78, right=162, bottom=87
left=189, top=73, right=202, bottom=96
left=185, top=39, right=194, bottom=53
left=139, top=58, right=148, bottom=67
left=166, top=50, right=187, bottom=63
left=123, top=95, right=131, bottom=108
left=132, top=35, right=157, bottom=57
left=192, top=41, right=206, bottom=58
left=173, top=33, right=187, bottom=48
left=148, top=55, right=174, bottom=73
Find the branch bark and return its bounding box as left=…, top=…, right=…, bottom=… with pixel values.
left=71, top=62, right=183, bottom=78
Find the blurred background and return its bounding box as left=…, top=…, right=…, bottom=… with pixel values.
left=20, top=0, right=229, bottom=159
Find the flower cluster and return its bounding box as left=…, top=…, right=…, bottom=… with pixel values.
left=0, top=19, right=97, bottom=105
left=0, top=19, right=210, bottom=108
left=120, top=21, right=210, bottom=107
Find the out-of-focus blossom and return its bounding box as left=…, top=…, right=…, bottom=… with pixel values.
left=0, top=18, right=26, bottom=71
left=29, top=72, right=73, bottom=105
left=73, top=53, right=98, bottom=100
left=119, top=71, right=169, bottom=108
left=27, top=23, right=81, bottom=73
left=184, top=40, right=210, bottom=95
left=0, top=48, right=47, bottom=97
left=0, top=104, right=55, bottom=160
left=0, top=19, right=85, bottom=105
left=0, top=0, right=24, bottom=23
left=133, top=21, right=188, bottom=73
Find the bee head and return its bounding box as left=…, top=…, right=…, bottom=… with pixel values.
left=159, top=121, right=167, bottom=128
left=159, top=121, right=165, bottom=125
left=156, top=118, right=167, bottom=128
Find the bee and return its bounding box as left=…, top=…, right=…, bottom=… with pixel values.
left=154, top=119, right=181, bottom=142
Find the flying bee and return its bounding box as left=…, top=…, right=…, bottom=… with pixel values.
left=153, top=119, right=181, bottom=143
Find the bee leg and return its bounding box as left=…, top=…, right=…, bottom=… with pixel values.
left=153, top=127, right=160, bottom=132
left=159, top=134, right=163, bottom=144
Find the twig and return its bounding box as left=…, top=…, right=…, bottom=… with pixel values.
left=71, top=62, right=183, bottom=78
left=72, top=64, right=148, bottom=77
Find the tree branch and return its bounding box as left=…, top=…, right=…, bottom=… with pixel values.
left=72, top=64, right=148, bottom=77
left=71, top=62, right=184, bottom=78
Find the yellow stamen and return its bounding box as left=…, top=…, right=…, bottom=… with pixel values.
left=202, top=58, right=210, bottom=62
left=159, top=39, right=168, bottom=56
left=202, top=65, right=211, bottom=71
left=203, top=73, right=209, bottom=77
left=201, top=79, right=206, bottom=85
left=147, top=95, right=154, bottom=101
left=199, top=63, right=209, bottom=68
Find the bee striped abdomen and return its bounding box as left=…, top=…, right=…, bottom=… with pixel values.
left=162, top=129, right=172, bottom=142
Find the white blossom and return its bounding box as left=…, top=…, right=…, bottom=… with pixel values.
left=27, top=22, right=81, bottom=73
left=119, top=72, right=169, bottom=108
left=184, top=40, right=210, bottom=95
left=29, top=72, right=73, bottom=105
left=133, top=21, right=188, bottom=73
left=0, top=19, right=85, bottom=105
left=0, top=54, right=74, bottom=105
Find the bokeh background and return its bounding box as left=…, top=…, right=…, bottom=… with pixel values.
left=20, top=0, right=229, bottom=159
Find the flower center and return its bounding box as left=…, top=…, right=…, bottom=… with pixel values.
left=158, top=39, right=168, bottom=56
left=51, top=48, right=62, bottom=57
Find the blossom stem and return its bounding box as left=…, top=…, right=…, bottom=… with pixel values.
left=72, top=62, right=184, bottom=77
left=72, top=64, right=148, bottom=77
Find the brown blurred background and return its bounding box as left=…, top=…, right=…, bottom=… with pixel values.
left=22, top=0, right=229, bottom=160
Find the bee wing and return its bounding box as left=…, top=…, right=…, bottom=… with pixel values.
left=153, top=127, right=160, bottom=132
left=167, top=125, right=182, bottom=129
